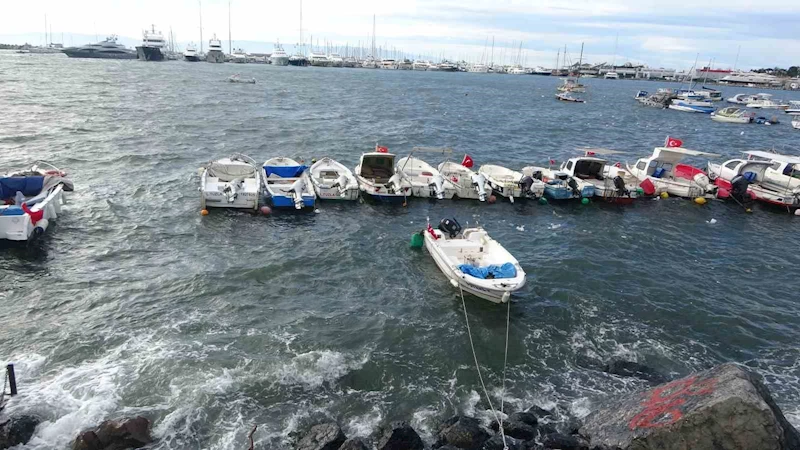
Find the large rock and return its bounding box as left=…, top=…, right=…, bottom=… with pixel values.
left=580, top=363, right=800, bottom=450
left=295, top=423, right=346, bottom=450
left=525, top=405, right=554, bottom=421
left=339, top=437, right=371, bottom=450
left=540, top=432, right=588, bottom=450
left=72, top=416, right=152, bottom=450
left=377, top=421, right=423, bottom=450
left=480, top=434, right=525, bottom=450
left=437, top=416, right=490, bottom=450
left=0, top=415, right=40, bottom=449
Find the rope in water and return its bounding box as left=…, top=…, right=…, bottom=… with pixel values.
left=459, top=285, right=510, bottom=450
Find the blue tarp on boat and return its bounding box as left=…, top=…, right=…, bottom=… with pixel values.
left=264, top=165, right=307, bottom=178
left=458, top=262, right=517, bottom=279
left=0, top=176, right=44, bottom=199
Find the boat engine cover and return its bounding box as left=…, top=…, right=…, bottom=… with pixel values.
left=438, top=218, right=462, bottom=238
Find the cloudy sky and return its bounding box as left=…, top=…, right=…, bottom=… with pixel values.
left=3, top=0, right=799, bottom=69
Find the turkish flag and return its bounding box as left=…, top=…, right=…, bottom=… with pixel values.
left=614, top=162, right=621, bottom=168
left=21, top=203, right=44, bottom=225
left=664, top=136, right=683, bottom=148
left=427, top=223, right=439, bottom=240
left=376, top=145, right=389, bottom=153
left=461, top=154, right=474, bottom=168
left=587, top=151, right=596, bottom=156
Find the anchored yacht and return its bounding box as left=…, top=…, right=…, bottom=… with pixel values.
left=207, top=35, right=224, bottom=63
left=135, top=25, right=165, bottom=61
left=270, top=42, right=290, bottom=66
left=184, top=43, right=200, bottom=61
left=62, top=35, right=137, bottom=59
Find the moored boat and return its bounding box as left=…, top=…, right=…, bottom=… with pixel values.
left=519, top=167, right=579, bottom=200
left=396, top=153, right=457, bottom=200
left=0, top=162, right=73, bottom=241
left=792, top=120, right=800, bottom=130
left=668, top=99, right=715, bottom=114
left=309, top=157, right=359, bottom=201
left=135, top=25, right=165, bottom=61
left=711, top=107, right=753, bottom=124
left=228, top=74, right=256, bottom=83
left=709, top=155, right=800, bottom=211
left=270, top=42, right=290, bottom=66
left=354, top=147, right=411, bottom=202
left=479, top=164, right=542, bottom=202
left=438, top=160, right=491, bottom=201
left=262, top=157, right=316, bottom=209
left=199, top=154, right=260, bottom=211
left=628, top=146, right=720, bottom=198
left=422, top=218, right=526, bottom=304
left=556, top=92, right=585, bottom=103
left=184, top=43, right=201, bottom=61
left=559, top=149, right=640, bottom=203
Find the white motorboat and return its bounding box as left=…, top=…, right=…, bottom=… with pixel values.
left=380, top=59, right=398, bottom=69
left=0, top=162, right=73, bottom=241
left=556, top=92, right=585, bottom=103
left=270, top=42, right=290, bottom=66
left=727, top=93, right=769, bottom=104
left=708, top=156, right=800, bottom=210
left=668, top=99, right=715, bottom=114
left=746, top=95, right=789, bottom=109
left=206, top=34, right=225, bottom=63
left=793, top=120, right=800, bottom=130
left=396, top=154, right=457, bottom=200
left=308, top=157, right=359, bottom=201
left=478, top=164, right=542, bottom=202
left=262, top=157, right=316, bottom=209
left=742, top=150, right=800, bottom=192
left=438, top=161, right=491, bottom=201
left=308, top=52, right=329, bottom=66
left=508, top=65, right=527, bottom=75
left=562, top=149, right=639, bottom=203
left=468, top=63, right=490, bottom=73
left=711, top=107, right=753, bottom=124
left=228, top=74, right=256, bottom=84
left=785, top=101, right=800, bottom=116
left=184, top=43, right=200, bottom=61
left=354, top=150, right=411, bottom=202
left=200, top=154, right=260, bottom=211
left=521, top=166, right=587, bottom=200
left=412, top=60, right=431, bottom=71
left=557, top=78, right=585, bottom=93
left=422, top=218, right=526, bottom=304
left=627, top=147, right=720, bottom=198
left=604, top=71, right=619, bottom=80
left=327, top=53, right=344, bottom=67
left=230, top=48, right=248, bottom=63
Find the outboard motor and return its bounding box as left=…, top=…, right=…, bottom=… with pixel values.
left=613, top=176, right=629, bottom=197
left=290, top=178, right=305, bottom=209
left=471, top=173, right=487, bottom=202
left=386, top=172, right=404, bottom=194
left=530, top=170, right=544, bottom=181
left=730, top=174, right=754, bottom=208
left=519, top=175, right=536, bottom=198
left=438, top=218, right=462, bottom=238
left=567, top=177, right=581, bottom=197
left=333, top=173, right=350, bottom=197
left=431, top=173, right=446, bottom=200
left=222, top=177, right=243, bottom=203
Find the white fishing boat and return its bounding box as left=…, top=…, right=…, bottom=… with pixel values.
left=742, top=150, right=800, bottom=192
left=200, top=154, right=260, bottom=211
left=308, top=157, right=359, bottom=201
left=478, top=164, right=542, bottom=202
left=556, top=92, right=585, bottom=103
left=709, top=155, right=800, bottom=211
left=628, top=147, right=720, bottom=198
left=438, top=161, right=491, bottom=201
left=563, top=149, right=640, bottom=203
left=0, top=162, right=73, bottom=241
left=227, top=74, right=256, bottom=83
left=521, top=166, right=588, bottom=200
left=711, top=107, right=753, bottom=124
left=746, top=95, right=789, bottom=109
left=669, top=98, right=715, bottom=113
left=727, top=93, right=769, bottom=104
left=422, top=218, right=526, bottom=304
left=396, top=152, right=457, bottom=200
left=262, top=157, right=316, bottom=209
left=354, top=149, right=411, bottom=202
left=793, top=120, right=800, bottom=130
left=785, top=101, right=800, bottom=116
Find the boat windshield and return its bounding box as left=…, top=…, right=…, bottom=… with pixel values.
left=574, top=160, right=605, bottom=178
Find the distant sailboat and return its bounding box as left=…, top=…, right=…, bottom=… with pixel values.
left=288, top=0, right=309, bottom=66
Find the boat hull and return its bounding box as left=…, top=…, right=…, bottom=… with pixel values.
left=711, top=115, right=751, bottom=124
left=669, top=104, right=714, bottom=114
left=184, top=55, right=201, bottom=62
left=357, top=179, right=409, bottom=203
left=270, top=56, right=290, bottom=66
left=136, top=46, right=164, bottom=61
left=543, top=184, right=594, bottom=200
left=0, top=184, right=64, bottom=241
left=206, top=50, right=225, bottom=63
left=63, top=49, right=137, bottom=59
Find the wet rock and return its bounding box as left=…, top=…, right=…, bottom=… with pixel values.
left=602, top=358, right=667, bottom=384
left=525, top=405, right=555, bottom=420
left=535, top=423, right=557, bottom=438
left=72, top=416, right=152, bottom=450
left=0, top=414, right=40, bottom=449
left=481, top=434, right=525, bottom=450
left=501, top=419, right=537, bottom=441
left=339, top=437, right=371, bottom=450
left=580, top=363, right=800, bottom=450
left=295, top=423, right=346, bottom=450
left=377, top=421, right=423, bottom=450
left=555, top=417, right=582, bottom=436
left=509, top=411, right=538, bottom=427
left=541, top=432, right=588, bottom=450
left=437, top=416, right=490, bottom=450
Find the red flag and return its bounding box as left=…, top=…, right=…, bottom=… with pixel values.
left=614, top=162, right=621, bottom=168
left=587, top=151, right=596, bottom=156
left=21, top=203, right=44, bottom=225
left=427, top=223, right=439, bottom=240
left=664, top=136, right=683, bottom=148
left=549, top=158, right=556, bottom=165
left=376, top=145, right=389, bottom=153
left=461, top=154, right=474, bottom=168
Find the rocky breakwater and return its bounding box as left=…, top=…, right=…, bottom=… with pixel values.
left=296, top=363, right=800, bottom=450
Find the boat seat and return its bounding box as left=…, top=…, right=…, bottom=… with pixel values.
left=0, top=176, right=44, bottom=200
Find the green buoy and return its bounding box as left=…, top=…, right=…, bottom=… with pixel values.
left=581, top=198, right=590, bottom=205
left=538, top=197, right=548, bottom=205
left=410, top=232, right=424, bottom=248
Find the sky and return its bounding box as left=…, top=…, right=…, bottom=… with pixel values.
left=2, top=0, right=799, bottom=70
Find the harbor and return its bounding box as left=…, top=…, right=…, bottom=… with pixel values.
left=1, top=45, right=800, bottom=450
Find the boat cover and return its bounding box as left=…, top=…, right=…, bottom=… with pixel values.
left=265, top=165, right=307, bottom=178
left=458, top=262, right=517, bottom=279
left=0, top=176, right=44, bottom=200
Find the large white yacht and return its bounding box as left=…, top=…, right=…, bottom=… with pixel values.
left=468, top=63, right=490, bottom=73
left=207, top=34, right=224, bottom=63
left=308, top=51, right=329, bottom=66
left=328, top=53, right=344, bottom=67
left=412, top=60, right=431, bottom=71
left=184, top=43, right=200, bottom=61
left=380, top=59, right=398, bottom=69
left=135, top=25, right=165, bottom=61
left=270, top=42, right=290, bottom=66
left=230, top=48, right=248, bottom=63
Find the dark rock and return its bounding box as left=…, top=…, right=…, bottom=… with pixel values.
left=481, top=434, right=525, bottom=450
left=602, top=359, right=667, bottom=384
left=509, top=412, right=538, bottom=427
left=525, top=405, right=554, bottom=420
left=502, top=420, right=537, bottom=441
left=377, top=421, right=423, bottom=450
left=295, top=423, right=346, bottom=450
left=437, top=416, right=490, bottom=450
left=339, top=437, right=371, bottom=450
left=72, top=416, right=152, bottom=450
left=438, top=446, right=461, bottom=450
left=541, top=432, right=588, bottom=450
left=580, top=363, right=800, bottom=450
left=555, top=417, right=582, bottom=436
left=574, top=354, right=604, bottom=372
left=0, top=415, right=40, bottom=449
left=536, top=423, right=557, bottom=438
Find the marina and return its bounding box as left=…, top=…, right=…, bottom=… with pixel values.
left=2, top=51, right=800, bottom=450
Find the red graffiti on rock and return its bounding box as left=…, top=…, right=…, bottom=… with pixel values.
left=628, top=376, right=717, bottom=430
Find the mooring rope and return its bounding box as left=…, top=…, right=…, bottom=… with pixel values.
left=459, top=285, right=510, bottom=450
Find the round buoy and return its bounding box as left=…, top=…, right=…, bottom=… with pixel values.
left=260, top=206, right=272, bottom=215
left=311, top=158, right=317, bottom=163
left=538, top=197, right=548, bottom=205
left=410, top=232, right=424, bottom=248
left=487, top=195, right=497, bottom=204
left=636, top=187, right=645, bottom=195
left=581, top=198, right=590, bottom=205
left=660, top=192, right=669, bottom=199
left=200, top=209, right=209, bottom=216
left=694, top=197, right=707, bottom=205
left=795, top=209, right=800, bottom=216
left=746, top=208, right=753, bottom=214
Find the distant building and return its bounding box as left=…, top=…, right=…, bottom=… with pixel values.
left=718, top=72, right=782, bottom=87
left=692, top=67, right=732, bottom=81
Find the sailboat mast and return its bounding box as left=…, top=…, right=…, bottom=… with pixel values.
left=44, top=14, right=48, bottom=46
left=490, top=36, right=494, bottom=68
left=577, top=42, right=584, bottom=79
left=228, top=0, right=232, bottom=55
left=733, top=45, right=741, bottom=72
left=299, top=0, right=303, bottom=52
left=372, top=14, right=376, bottom=58
left=555, top=49, right=560, bottom=74
left=199, top=0, right=203, bottom=53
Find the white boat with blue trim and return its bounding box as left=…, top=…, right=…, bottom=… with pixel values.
left=0, top=162, right=73, bottom=241
left=262, top=157, right=316, bottom=209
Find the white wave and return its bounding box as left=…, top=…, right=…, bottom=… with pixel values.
left=345, top=405, right=383, bottom=437
left=275, top=350, right=368, bottom=389
left=410, top=407, right=438, bottom=444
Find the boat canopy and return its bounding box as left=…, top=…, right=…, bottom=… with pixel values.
left=578, top=147, right=627, bottom=156
left=264, top=165, right=307, bottom=178
left=410, top=147, right=453, bottom=154
left=653, top=147, right=721, bottom=158
left=743, top=151, right=800, bottom=165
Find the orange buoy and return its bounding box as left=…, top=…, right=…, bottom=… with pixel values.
left=200, top=209, right=209, bottom=216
